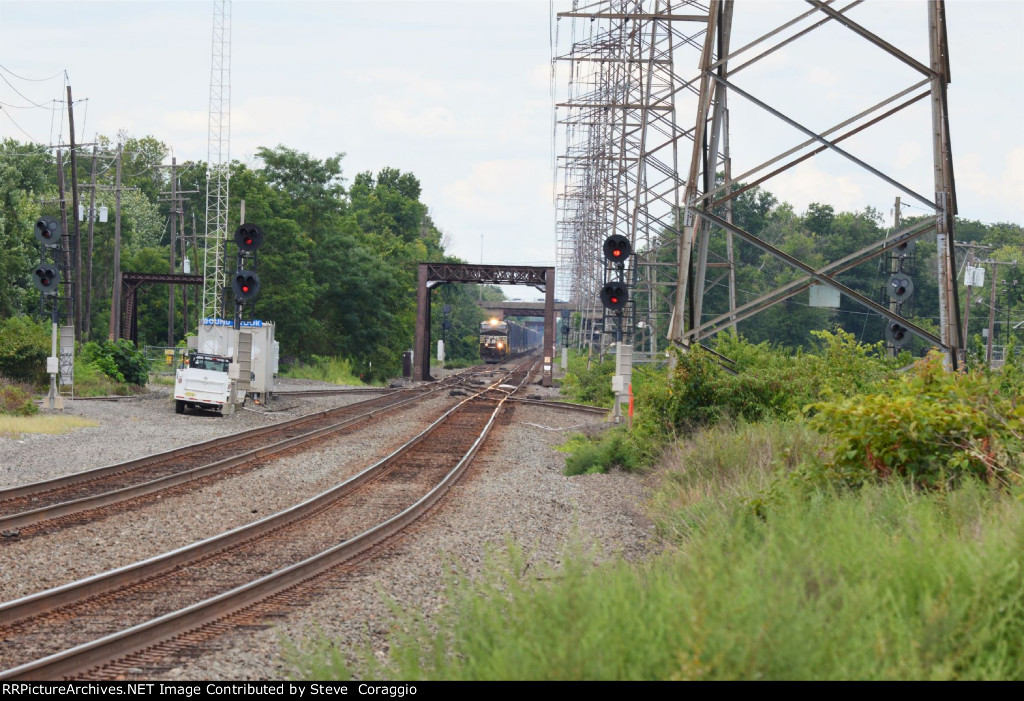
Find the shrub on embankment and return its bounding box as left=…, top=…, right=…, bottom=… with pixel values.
left=560, top=329, right=905, bottom=475
left=281, top=336, right=1024, bottom=680
left=286, top=418, right=1024, bottom=680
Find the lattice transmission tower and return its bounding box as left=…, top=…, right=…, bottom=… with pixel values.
left=554, top=1, right=715, bottom=360
left=202, top=0, right=231, bottom=321
left=556, top=1, right=961, bottom=369
left=670, top=0, right=961, bottom=368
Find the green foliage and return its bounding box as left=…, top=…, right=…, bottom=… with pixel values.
left=81, top=339, right=151, bottom=386
left=559, top=352, right=615, bottom=406
left=649, top=420, right=824, bottom=541
left=289, top=479, right=1024, bottom=680
left=558, top=331, right=901, bottom=477
left=805, top=352, right=1024, bottom=489
left=560, top=428, right=641, bottom=476
left=0, top=315, right=49, bottom=386
left=645, top=329, right=896, bottom=447
left=0, top=376, right=38, bottom=415
left=71, top=355, right=132, bottom=397
left=0, top=139, right=51, bottom=318
left=281, top=355, right=368, bottom=386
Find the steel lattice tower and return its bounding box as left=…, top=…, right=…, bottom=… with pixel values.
left=554, top=0, right=712, bottom=359
left=556, top=1, right=961, bottom=369
left=202, top=0, right=231, bottom=321
left=671, top=1, right=961, bottom=368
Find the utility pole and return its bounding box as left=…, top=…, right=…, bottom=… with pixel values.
left=55, top=150, right=72, bottom=326
left=957, top=241, right=992, bottom=349
left=109, top=145, right=123, bottom=341
left=180, top=191, right=189, bottom=332
left=887, top=197, right=902, bottom=357
left=84, top=143, right=98, bottom=339
left=987, top=260, right=999, bottom=367
left=66, top=86, right=83, bottom=339
left=983, top=258, right=1018, bottom=367
left=156, top=160, right=199, bottom=342
left=169, top=157, right=177, bottom=345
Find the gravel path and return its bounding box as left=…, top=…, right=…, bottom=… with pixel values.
left=0, top=374, right=654, bottom=680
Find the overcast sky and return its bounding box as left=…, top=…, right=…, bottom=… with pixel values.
left=1, top=1, right=1021, bottom=302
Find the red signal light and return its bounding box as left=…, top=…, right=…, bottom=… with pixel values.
left=603, top=235, right=632, bottom=263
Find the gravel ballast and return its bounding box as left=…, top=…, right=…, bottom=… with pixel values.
left=0, top=375, right=654, bottom=679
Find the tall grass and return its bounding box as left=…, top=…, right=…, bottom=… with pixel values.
left=73, top=358, right=135, bottom=397
left=281, top=356, right=369, bottom=386
left=0, top=414, right=98, bottom=439
left=285, top=421, right=1024, bottom=681
left=648, top=419, right=823, bottom=541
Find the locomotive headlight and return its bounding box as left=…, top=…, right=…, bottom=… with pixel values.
left=490, top=318, right=500, bottom=326
left=497, top=342, right=504, bottom=349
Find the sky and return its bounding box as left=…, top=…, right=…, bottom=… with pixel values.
left=0, top=0, right=1022, bottom=304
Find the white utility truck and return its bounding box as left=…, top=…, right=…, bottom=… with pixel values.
left=174, top=352, right=232, bottom=415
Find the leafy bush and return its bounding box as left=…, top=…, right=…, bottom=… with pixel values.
left=561, top=428, right=642, bottom=475
left=648, top=330, right=901, bottom=435
left=805, top=352, right=1023, bottom=489
left=281, top=355, right=368, bottom=385
left=0, top=316, right=49, bottom=386
left=80, top=339, right=151, bottom=386
left=558, top=331, right=902, bottom=476
left=559, top=352, right=615, bottom=406
left=72, top=356, right=133, bottom=396
left=0, top=376, right=38, bottom=415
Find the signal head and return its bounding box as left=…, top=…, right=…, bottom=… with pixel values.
left=32, top=264, right=59, bottom=295
left=232, top=270, right=261, bottom=301
left=603, top=234, right=632, bottom=263
left=885, top=320, right=910, bottom=347
left=600, top=282, right=629, bottom=311
left=887, top=275, right=914, bottom=303
left=34, top=217, right=61, bottom=247
left=234, top=224, right=264, bottom=253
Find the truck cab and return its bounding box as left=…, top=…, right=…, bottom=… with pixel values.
left=174, top=352, right=232, bottom=415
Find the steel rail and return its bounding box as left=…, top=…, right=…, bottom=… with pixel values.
left=0, top=380, right=461, bottom=533
left=505, top=397, right=609, bottom=415
left=272, top=387, right=397, bottom=396
left=0, top=359, right=537, bottom=680
left=0, top=369, right=480, bottom=505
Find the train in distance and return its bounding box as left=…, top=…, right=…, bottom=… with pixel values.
left=479, top=317, right=542, bottom=364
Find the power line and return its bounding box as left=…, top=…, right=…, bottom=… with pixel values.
left=0, top=64, right=64, bottom=82
left=0, top=106, right=44, bottom=144
left=0, top=97, right=66, bottom=111
left=0, top=71, right=54, bottom=109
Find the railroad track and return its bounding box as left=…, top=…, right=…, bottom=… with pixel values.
left=272, top=386, right=397, bottom=396
left=0, top=368, right=492, bottom=539
left=0, top=357, right=537, bottom=680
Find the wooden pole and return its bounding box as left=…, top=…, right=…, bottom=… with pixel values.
left=67, top=86, right=83, bottom=339
left=109, top=145, right=123, bottom=341
left=84, top=143, right=98, bottom=339
left=168, top=157, right=177, bottom=345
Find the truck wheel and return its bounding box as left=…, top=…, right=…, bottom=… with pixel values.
left=175, top=400, right=185, bottom=414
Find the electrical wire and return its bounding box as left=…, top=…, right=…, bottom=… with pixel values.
left=0, top=106, right=44, bottom=144
left=0, top=71, right=55, bottom=109
left=0, top=64, right=64, bottom=82
left=0, top=97, right=63, bottom=111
